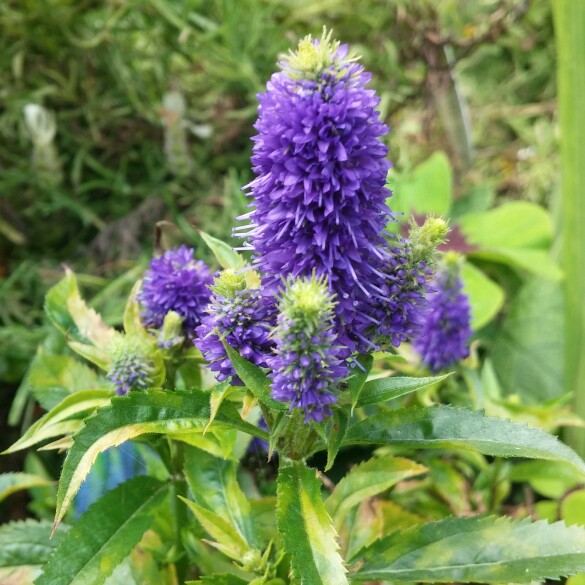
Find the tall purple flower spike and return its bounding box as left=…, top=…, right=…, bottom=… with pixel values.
left=139, top=245, right=213, bottom=333
left=238, top=30, right=394, bottom=354
left=414, top=256, right=472, bottom=372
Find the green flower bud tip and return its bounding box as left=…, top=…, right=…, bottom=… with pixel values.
left=210, top=269, right=250, bottom=299
left=408, top=217, right=450, bottom=264
left=279, top=274, right=335, bottom=324
left=281, top=27, right=359, bottom=78
left=159, top=310, right=184, bottom=349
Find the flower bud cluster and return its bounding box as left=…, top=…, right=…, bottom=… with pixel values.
left=107, top=335, right=154, bottom=395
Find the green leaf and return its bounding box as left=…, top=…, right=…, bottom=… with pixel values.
left=187, top=576, right=247, bottom=585
left=460, top=261, right=505, bottom=330
left=24, top=351, right=102, bottom=411
left=353, top=516, right=585, bottom=582
left=325, top=456, right=427, bottom=529
left=222, top=342, right=286, bottom=411
left=325, top=409, right=348, bottom=472
left=459, top=201, right=562, bottom=280
left=0, top=473, right=52, bottom=502
left=37, top=477, right=169, bottom=585
left=0, top=520, right=61, bottom=569
left=183, top=446, right=258, bottom=548
left=4, top=390, right=112, bottom=454
left=356, top=374, right=450, bottom=407
left=492, top=277, right=565, bottom=402
left=206, top=382, right=238, bottom=432
left=180, top=497, right=248, bottom=561
left=348, top=355, right=373, bottom=413
left=277, top=460, right=348, bottom=585
left=54, top=390, right=267, bottom=526
left=199, top=231, right=245, bottom=269
left=343, top=406, right=585, bottom=474
left=45, top=269, right=115, bottom=349
left=388, top=152, right=453, bottom=219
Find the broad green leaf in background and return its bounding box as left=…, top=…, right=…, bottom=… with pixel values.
left=509, top=460, right=582, bottom=499
left=54, top=390, right=267, bottom=526
left=325, top=456, right=427, bottom=529
left=562, top=490, right=585, bottom=527
left=4, top=389, right=112, bottom=454
left=199, top=230, right=245, bottom=269
left=0, top=520, right=63, bottom=584
left=343, top=406, right=585, bottom=474
left=387, top=152, right=453, bottom=219
left=183, top=446, right=258, bottom=548
left=0, top=472, right=52, bottom=503
left=460, top=261, right=505, bottom=330
left=492, top=277, right=564, bottom=402
left=355, top=374, right=450, bottom=407
left=277, top=460, right=348, bottom=585
left=222, top=342, right=287, bottom=411
left=459, top=201, right=562, bottom=280
left=353, top=516, right=585, bottom=582
left=37, top=477, right=169, bottom=585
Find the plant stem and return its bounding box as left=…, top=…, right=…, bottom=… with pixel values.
left=553, top=0, right=585, bottom=456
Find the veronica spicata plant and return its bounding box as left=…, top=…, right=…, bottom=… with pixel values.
left=4, top=29, right=585, bottom=585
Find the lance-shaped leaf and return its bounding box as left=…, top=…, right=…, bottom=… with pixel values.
left=54, top=390, right=267, bottom=526
left=352, top=516, right=585, bottom=582
left=0, top=520, right=62, bottom=571
left=343, top=406, right=585, bottom=474
left=356, top=374, right=450, bottom=407
left=199, top=230, right=245, bottom=269
left=183, top=446, right=258, bottom=548
left=38, top=477, right=169, bottom=585
left=325, top=409, right=349, bottom=471
left=277, top=460, right=348, bottom=585
left=348, top=354, right=373, bottom=412
left=222, top=342, right=287, bottom=411
left=0, top=473, right=52, bottom=502
left=45, top=268, right=115, bottom=349
left=325, top=456, right=427, bottom=529
left=4, top=390, right=112, bottom=454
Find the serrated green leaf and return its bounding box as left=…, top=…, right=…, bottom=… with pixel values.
left=356, top=374, right=450, bottom=407
left=348, top=355, right=373, bottom=413
left=0, top=473, right=52, bottom=503
left=353, top=516, right=585, bottom=582
left=325, top=456, right=427, bottom=529
left=183, top=446, right=258, bottom=548
left=199, top=231, right=245, bottom=269
left=222, top=342, right=286, bottom=411
left=277, top=460, right=348, bottom=585
left=206, top=382, right=238, bottom=432
left=54, top=390, right=267, bottom=526
left=45, top=269, right=115, bottom=349
left=38, top=477, right=169, bottom=585
left=343, top=406, right=585, bottom=474
left=123, top=281, right=150, bottom=340
left=0, top=520, right=62, bottom=569
left=4, top=390, right=112, bottom=454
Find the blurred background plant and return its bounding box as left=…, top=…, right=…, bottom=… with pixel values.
left=1, top=0, right=573, bottom=537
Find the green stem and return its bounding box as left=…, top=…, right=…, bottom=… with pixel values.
left=553, top=1, right=585, bottom=456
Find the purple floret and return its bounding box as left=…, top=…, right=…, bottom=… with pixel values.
left=414, top=268, right=472, bottom=372
left=195, top=288, right=277, bottom=385
left=239, top=44, right=395, bottom=353
left=139, top=245, right=213, bottom=332
left=107, top=352, right=151, bottom=396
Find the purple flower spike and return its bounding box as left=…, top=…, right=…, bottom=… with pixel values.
left=194, top=271, right=277, bottom=385
left=239, top=30, right=394, bottom=353
left=139, top=245, right=213, bottom=333
left=414, top=255, right=472, bottom=372
left=268, top=275, right=347, bottom=422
